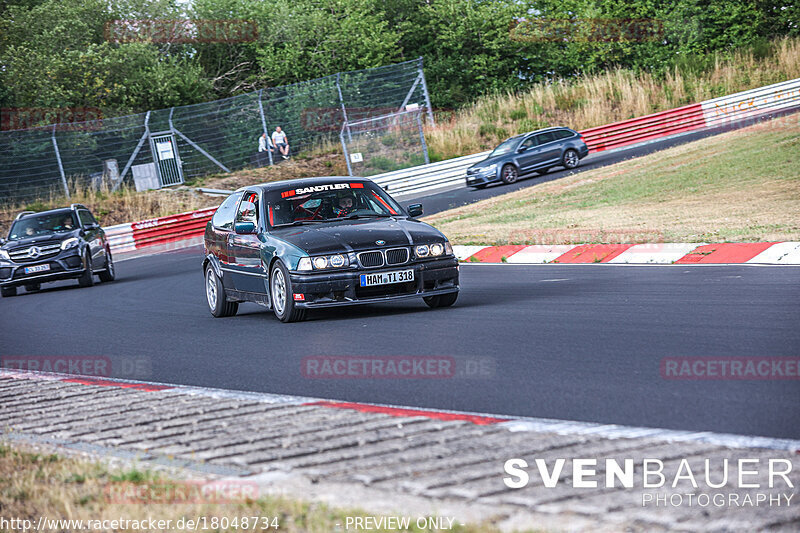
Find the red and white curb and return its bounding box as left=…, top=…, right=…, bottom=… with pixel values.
left=105, top=207, right=216, bottom=259
left=3, top=369, right=798, bottom=453
left=453, top=243, right=800, bottom=265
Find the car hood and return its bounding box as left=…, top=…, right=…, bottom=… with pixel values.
left=468, top=154, right=506, bottom=170
left=271, top=217, right=446, bottom=255
left=2, top=231, right=78, bottom=251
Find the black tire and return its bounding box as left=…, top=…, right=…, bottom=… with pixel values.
left=562, top=149, right=580, bottom=169
left=501, top=164, right=518, bottom=184
left=205, top=264, right=238, bottom=318
left=98, top=248, right=115, bottom=282
left=24, top=283, right=41, bottom=292
left=535, top=167, right=551, bottom=176
left=424, top=291, right=459, bottom=309
left=471, top=184, right=487, bottom=190
left=77, top=251, right=94, bottom=287
left=269, top=260, right=306, bottom=323
left=1, top=286, right=17, bottom=297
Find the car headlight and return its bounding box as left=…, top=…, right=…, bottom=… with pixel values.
left=445, top=241, right=454, bottom=256
left=305, top=254, right=350, bottom=270
left=297, top=257, right=312, bottom=271
left=0, top=249, right=9, bottom=261
left=429, top=243, right=444, bottom=256
left=482, top=164, right=497, bottom=173
left=415, top=245, right=430, bottom=258
left=61, top=237, right=79, bottom=250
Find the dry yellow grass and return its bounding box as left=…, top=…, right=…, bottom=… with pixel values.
left=424, top=116, right=800, bottom=244
left=425, top=37, right=800, bottom=160
left=0, top=442, right=506, bottom=533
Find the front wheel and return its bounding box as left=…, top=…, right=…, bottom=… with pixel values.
left=424, top=292, right=458, bottom=309
left=562, top=149, right=580, bottom=169
left=98, top=248, right=115, bottom=282
left=205, top=265, right=238, bottom=317
left=77, top=251, right=94, bottom=287
left=501, top=164, right=518, bottom=184
left=1, top=286, right=17, bottom=297
left=270, top=261, right=306, bottom=323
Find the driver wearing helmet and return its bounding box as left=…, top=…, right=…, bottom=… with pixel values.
left=334, top=194, right=355, bottom=217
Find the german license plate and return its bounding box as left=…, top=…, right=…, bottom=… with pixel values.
left=360, top=269, right=414, bottom=287
left=24, top=264, right=50, bottom=274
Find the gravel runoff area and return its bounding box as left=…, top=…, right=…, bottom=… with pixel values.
left=1, top=371, right=798, bottom=533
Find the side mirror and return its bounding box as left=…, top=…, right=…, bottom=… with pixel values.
left=234, top=221, right=256, bottom=234
left=407, top=203, right=423, bottom=217
left=517, top=145, right=529, bottom=153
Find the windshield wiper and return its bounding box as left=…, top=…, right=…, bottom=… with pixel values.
left=343, top=213, right=393, bottom=220
left=273, top=219, right=327, bottom=228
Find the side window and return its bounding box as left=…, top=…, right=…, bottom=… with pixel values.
left=235, top=192, right=259, bottom=224
left=78, top=210, right=95, bottom=227
left=555, top=129, right=575, bottom=140
left=212, top=192, right=243, bottom=230
left=519, top=136, right=538, bottom=150
left=536, top=132, right=557, bottom=145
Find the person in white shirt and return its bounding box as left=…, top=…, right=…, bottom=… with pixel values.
left=271, top=126, right=289, bottom=159
left=256, top=132, right=270, bottom=166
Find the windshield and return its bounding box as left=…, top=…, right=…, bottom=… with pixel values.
left=489, top=137, right=521, bottom=158
left=266, top=182, right=403, bottom=227
left=8, top=212, right=78, bottom=240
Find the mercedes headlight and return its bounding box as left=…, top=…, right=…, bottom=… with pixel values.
left=61, top=237, right=79, bottom=250
left=483, top=164, right=497, bottom=173
left=0, top=249, right=9, bottom=261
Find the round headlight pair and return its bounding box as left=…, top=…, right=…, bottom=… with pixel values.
left=415, top=243, right=445, bottom=258
left=301, top=254, right=348, bottom=270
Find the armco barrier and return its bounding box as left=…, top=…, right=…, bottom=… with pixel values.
left=582, top=77, right=800, bottom=153
left=105, top=207, right=216, bottom=255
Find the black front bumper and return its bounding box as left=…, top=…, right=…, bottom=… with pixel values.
left=0, top=249, right=86, bottom=287
left=289, top=256, right=459, bottom=308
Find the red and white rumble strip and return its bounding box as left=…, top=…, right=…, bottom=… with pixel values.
left=453, top=242, right=800, bottom=265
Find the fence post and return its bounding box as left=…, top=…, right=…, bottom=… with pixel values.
left=51, top=124, right=70, bottom=198
left=416, top=112, right=430, bottom=165
left=340, top=125, right=353, bottom=177
left=258, top=89, right=273, bottom=166
left=418, top=57, right=435, bottom=126
left=336, top=73, right=352, bottom=142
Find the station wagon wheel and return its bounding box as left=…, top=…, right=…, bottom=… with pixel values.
left=501, top=164, right=518, bottom=184
left=270, top=260, right=306, bottom=323
left=563, top=149, right=580, bottom=169
left=205, top=264, right=238, bottom=318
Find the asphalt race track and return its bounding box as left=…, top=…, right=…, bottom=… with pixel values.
left=2, top=247, right=799, bottom=440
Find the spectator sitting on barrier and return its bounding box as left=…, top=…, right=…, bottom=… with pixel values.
left=271, top=126, right=290, bottom=159
left=257, top=132, right=271, bottom=167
